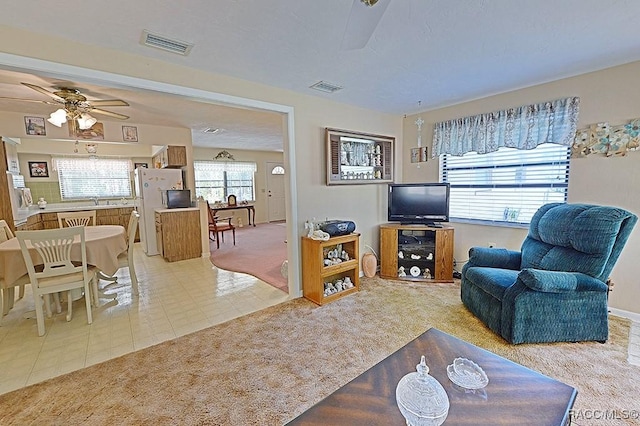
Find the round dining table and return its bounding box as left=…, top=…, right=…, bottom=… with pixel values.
left=0, top=225, right=128, bottom=291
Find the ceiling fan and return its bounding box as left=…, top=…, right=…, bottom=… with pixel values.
left=0, top=82, right=130, bottom=130
left=341, top=0, right=391, bottom=50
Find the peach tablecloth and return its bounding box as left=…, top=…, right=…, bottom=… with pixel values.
left=0, top=225, right=127, bottom=288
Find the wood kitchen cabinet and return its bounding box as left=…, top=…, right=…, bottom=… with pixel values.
left=16, top=207, right=140, bottom=241
left=96, top=207, right=140, bottom=241
left=153, top=145, right=187, bottom=168
left=41, top=212, right=60, bottom=229
left=154, top=208, right=201, bottom=262
left=16, top=213, right=43, bottom=231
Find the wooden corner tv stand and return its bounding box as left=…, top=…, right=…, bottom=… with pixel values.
left=380, top=223, right=454, bottom=283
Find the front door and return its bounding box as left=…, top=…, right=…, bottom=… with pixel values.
left=266, top=162, right=286, bottom=222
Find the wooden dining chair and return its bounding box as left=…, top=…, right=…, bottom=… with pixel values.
left=206, top=202, right=236, bottom=249
left=57, top=210, right=97, bottom=228
left=17, top=226, right=96, bottom=336
left=0, top=220, right=31, bottom=323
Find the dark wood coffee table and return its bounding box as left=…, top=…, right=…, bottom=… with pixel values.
left=286, top=328, right=576, bottom=425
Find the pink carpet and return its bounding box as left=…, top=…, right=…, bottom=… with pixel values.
left=210, top=221, right=288, bottom=292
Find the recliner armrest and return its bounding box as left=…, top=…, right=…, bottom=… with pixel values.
left=467, top=247, right=521, bottom=270
left=518, top=269, right=608, bottom=293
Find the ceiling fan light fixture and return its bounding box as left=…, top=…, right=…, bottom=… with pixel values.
left=77, top=113, right=97, bottom=130
left=47, top=108, right=67, bottom=127
left=361, top=0, right=379, bottom=6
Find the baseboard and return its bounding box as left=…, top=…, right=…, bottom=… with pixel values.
left=609, top=307, right=640, bottom=323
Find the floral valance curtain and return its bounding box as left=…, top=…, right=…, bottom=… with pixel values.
left=432, top=97, right=580, bottom=157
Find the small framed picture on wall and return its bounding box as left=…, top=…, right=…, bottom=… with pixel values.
left=122, top=126, right=138, bottom=142
left=28, top=161, right=49, bottom=178
left=410, top=147, right=428, bottom=163
left=24, top=116, right=46, bottom=136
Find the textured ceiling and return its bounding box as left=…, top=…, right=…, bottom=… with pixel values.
left=1, top=0, right=640, bottom=151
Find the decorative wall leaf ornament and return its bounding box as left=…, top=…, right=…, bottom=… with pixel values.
left=572, top=118, right=640, bottom=157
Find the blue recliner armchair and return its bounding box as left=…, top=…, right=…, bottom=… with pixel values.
left=461, top=203, right=637, bottom=344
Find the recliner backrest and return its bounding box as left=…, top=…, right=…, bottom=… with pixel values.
left=521, top=203, right=637, bottom=282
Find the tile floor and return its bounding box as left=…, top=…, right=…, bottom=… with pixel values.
left=0, top=244, right=289, bottom=395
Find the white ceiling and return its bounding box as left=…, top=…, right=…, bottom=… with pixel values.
left=1, top=0, right=640, bottom=151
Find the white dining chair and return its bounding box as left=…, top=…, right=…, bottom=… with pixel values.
left=17, top=226, right=96, bottom=336
left=121, top=210, right=140, bottom=295
left=92, top=210, right=139, bottom=302
left=0, top=220, right=31, bottom=323
left=57, top=210, right=97, bottom=228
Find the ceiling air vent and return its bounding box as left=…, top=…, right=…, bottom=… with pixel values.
left=141, top=30, right=194, bottom=56
left=310, top=81, right=343, bottom=93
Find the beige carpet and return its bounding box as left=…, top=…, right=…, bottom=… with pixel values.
left=1, top=278, right=638, bottom=425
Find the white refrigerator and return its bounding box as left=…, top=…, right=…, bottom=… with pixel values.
left=134, top=168, right=183, bottom=256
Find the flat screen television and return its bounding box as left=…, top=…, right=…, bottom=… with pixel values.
left=166, top=189, right=191, bottom=209
left=387, top=183, right=450, bottom=225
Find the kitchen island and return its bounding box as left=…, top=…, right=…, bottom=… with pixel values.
left=154, top=207, right=201, bottom=262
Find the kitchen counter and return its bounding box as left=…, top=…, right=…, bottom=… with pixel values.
left=154, top=207, right=199, bottom=214
left=14, top=202, right=138, bottom=226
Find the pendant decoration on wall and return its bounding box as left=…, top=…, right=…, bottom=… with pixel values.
left=410, top=102, right=428, bottom=164
left=571, top=118, right=640, bottom=157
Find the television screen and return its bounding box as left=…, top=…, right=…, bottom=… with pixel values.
left=166, top=189, right=191, bottom=209
left=388, top=183, right=450, bottom=225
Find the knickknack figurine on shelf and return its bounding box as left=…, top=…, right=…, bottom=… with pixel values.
left=305, top=218, right=330, bottom=241
left=325, top=127, right=394, bottom=185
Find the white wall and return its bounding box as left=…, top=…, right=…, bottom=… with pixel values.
left=402, top=61, right=640, bottom=315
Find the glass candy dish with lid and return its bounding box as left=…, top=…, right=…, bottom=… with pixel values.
left=395, top=355, right=450, bottom=426
left=446, top=357, right=489, bottom=390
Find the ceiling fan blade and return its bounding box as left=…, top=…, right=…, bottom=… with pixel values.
left=89, top=99, right=129, bottom=107
left=0, top=96, right=59, bottom=105
left=341, top=0, right=391, bottom=50
left=21, top=82, right=64, bottom=101
left=90, top=107, right=130, bottom=120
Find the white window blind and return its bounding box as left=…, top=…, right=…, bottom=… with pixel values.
left=194, top=161, right=256, bottom=202
left=440, top=143, right=570, bottom=225
left=54, top=157, right=132, bottom=200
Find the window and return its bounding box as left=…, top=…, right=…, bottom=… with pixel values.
left=440, top=143, right=570, bottom=225
left=194, top=161, right=256, bottom=202
left=54, top=157, right=132, bottom=200
left=271, top=165, right=285, bottom=175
